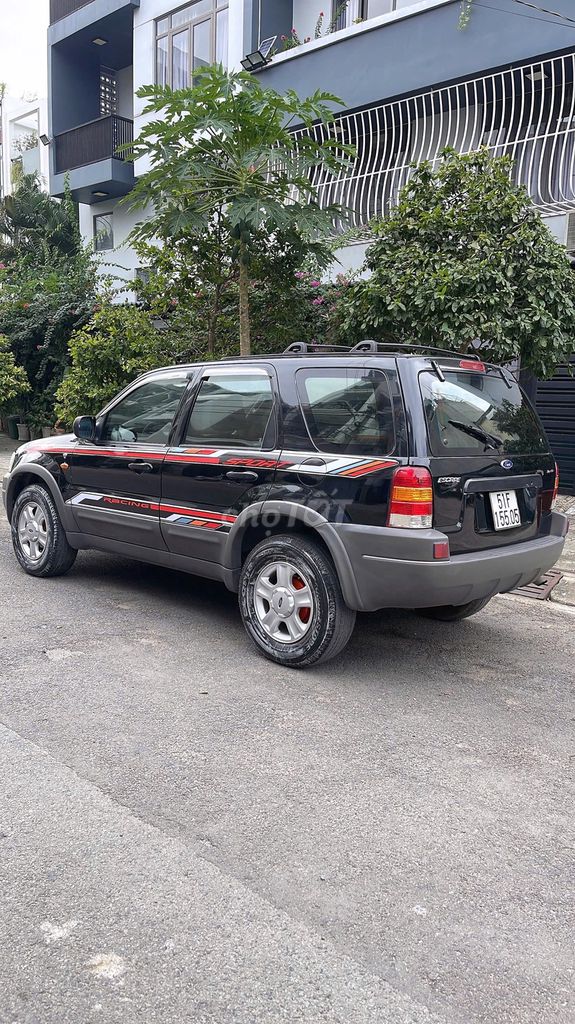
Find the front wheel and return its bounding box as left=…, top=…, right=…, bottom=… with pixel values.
left=239, top=534, right=356, bottom=668
left=11, top=484, right=77, bottom=578
left=417, top=596, right=492, bottom=622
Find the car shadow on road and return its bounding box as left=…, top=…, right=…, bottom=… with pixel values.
left=60, top=549, right=504, bottom=683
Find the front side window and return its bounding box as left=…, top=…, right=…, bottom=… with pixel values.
left=101, top=374, right=190, bottom=445
left=185, top=373, right=274, bottom=448
left=420, top=371, right=548, bottom=455
left=93, top=213, right=114, bottom=252
left=156, top=1, right=229, bottom=88
left=297, top=368, right=395, bottom=456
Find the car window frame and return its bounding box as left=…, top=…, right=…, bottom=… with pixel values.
left=96, top=369, right=193, bottom=448
left=179, top=365, right=279, bottom=451
left=295, top=365, right=398, bottom=457
left=418, top=368, right=550, bottom=457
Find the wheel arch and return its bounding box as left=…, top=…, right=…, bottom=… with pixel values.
left=6, top=465, right=75, bottom=531
left=223, top=500, right=362, bottom=610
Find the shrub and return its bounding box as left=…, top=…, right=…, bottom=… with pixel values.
left=0, top=334, right=30, bottom=412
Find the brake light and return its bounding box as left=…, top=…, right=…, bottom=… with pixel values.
left=459, top=360, right=485, bottom=372
left=388, top=466, right=433, bottom=528
left=553, top=461, right=560, bottom=504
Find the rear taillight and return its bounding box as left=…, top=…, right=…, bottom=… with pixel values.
left=388, top=466, right=433, bottom=528
left=541, top=462, right=560, bottom=515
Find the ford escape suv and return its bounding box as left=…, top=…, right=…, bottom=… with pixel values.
left=3, top=342, right=568, bottom=668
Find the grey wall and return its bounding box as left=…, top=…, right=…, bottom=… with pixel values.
left=256, top=0, right=575, bottom=111
left=50, top=45, right=101, bottom=135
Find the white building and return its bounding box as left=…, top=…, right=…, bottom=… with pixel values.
left=47, top=0, right=575, bottom=488
left=0, top=94, right=50, bottom=200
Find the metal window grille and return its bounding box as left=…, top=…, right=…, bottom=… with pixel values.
left=100, top=68, right=118, bottom=117
left=295, top=53, right=575, bottom=230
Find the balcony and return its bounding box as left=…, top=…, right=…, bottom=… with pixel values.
left=55, top=114, right=132, bottom=173
left=294, top=53, right=575, bottom=231
left=49, top=0, right=139, bottom=40
left=50, top=0, right=93, bottom=22
left=52, top=115, right=134, bottom=204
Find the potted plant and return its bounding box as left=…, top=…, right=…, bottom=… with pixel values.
left=29, top=394, right=55, bottom=440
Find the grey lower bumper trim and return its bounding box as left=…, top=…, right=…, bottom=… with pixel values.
left=332, top=513, right=568, bottom=612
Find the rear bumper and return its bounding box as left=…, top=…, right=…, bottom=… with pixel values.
left=321, top=513, right=568, bottom=612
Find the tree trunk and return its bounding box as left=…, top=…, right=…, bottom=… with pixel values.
left=207, top=284, right=222, bottom=359
left=238, top=239, right=251, bottom=357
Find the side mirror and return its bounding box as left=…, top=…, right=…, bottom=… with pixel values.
left=73, top=415, right=97, bottom=442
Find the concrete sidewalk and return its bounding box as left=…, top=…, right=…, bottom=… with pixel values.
left=551, top=493, right=575, bottom=606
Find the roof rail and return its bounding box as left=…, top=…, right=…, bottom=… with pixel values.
left=282, top=341, right=353, bottom=354
left=282, top=339, right=486, bottom=361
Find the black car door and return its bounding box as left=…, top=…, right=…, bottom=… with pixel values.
left=160, top=365, right=279, bottom=564
left=65, top=370, right=191, bottom=549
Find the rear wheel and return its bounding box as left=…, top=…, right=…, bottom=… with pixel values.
left=239, top=534, right=356, bottom=668
left=11, top=484, right=77, bottom=578
left=418, top=597, right=492, bottom=622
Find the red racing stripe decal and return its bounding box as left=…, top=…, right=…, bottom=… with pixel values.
left=159, top=503, right=236, bottom=523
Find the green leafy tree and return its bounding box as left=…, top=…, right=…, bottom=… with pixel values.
left=0, top=334, right=30, bottom=411
left=0, top=175, right=97, bottom=427
left=338, top=148, right=575, bottom=378
left=56, top=306, right=165, bottom=423
left=125, top=65, right=351, bottom=355
left=0, top=173, right=81, bottom=264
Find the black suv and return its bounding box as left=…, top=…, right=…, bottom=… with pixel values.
left=3, top=343, right=568, bottom=667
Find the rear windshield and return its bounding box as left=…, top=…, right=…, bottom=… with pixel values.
left=420, top=370, right=548, bottom=456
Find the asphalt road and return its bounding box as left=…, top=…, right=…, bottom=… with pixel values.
left=1, top=446, right=574, bottom=1024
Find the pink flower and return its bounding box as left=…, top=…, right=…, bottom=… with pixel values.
left=0, top=262, right=5, bottom=270
left=294, top=271, right=306, bottom=279
left=312, top=297, right=324, bottom=305
left=171, top=297, right=179, bottom=305
left=310, top=280, right=321, bottom=287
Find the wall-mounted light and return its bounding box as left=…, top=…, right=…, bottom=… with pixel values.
left=92, top=37, right=108, bottom=46
left=524, top=68, right=548, bottom=83
left=241, top=36, right=276, bottom=72
left=39, top=134, right=51, bottom=147
left=92, top=190, right=109, bottom=198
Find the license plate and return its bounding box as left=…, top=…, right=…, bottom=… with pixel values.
left=489, top=490, right=521, bottom=531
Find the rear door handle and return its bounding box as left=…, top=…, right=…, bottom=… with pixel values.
left=225, top=470, right=259, bottom=483
left=128, top=462, right=154, bottom=474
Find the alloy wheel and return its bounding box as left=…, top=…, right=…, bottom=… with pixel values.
left=17, top=502, right=49, bottom=562
left=253, top=560, right=314, bottom=644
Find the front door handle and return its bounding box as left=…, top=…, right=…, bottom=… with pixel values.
left=128, top=462, right=154, bottom=474
left=225, top=470, right=259, bottom=483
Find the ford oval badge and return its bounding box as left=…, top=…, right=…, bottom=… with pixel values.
left=500, top=459, right=514, bottom=470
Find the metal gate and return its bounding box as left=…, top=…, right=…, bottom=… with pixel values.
left=536, top=359, right=575, bottom=494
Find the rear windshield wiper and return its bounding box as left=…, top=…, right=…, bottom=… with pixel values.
left=448, top=419, right=503, bottom=451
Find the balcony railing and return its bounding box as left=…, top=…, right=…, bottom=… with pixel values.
left=50, top=0, right=94, bottom=23
left=54, top=115, right=133, bottom=174
left=295, top=52, right=575, bottom=229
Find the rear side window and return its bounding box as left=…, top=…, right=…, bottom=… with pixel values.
left=185, top=372, right=274, bottom=448
left=296, top=368, right=395, bottom=456
left=420, top=370, right=548, bottom=455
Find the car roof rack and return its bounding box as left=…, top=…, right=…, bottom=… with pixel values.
left=283, top=342, right=351, bottom=354
left=282, top=340, right=485, bottom=360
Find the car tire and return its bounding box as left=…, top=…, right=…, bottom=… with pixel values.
left=11, top=484, right=77, bottom=578
left=239, top=533, right=356, bottom=668
left=418, top=596, right=492, bottom=622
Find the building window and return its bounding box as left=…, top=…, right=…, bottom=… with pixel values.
left=94, top=213, right=114, bottom=252
left=156, top=1, right=229, bottom=88
left=332, top=0, right=401, bottom=27
left=100, top=68, right=118, bottom=116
